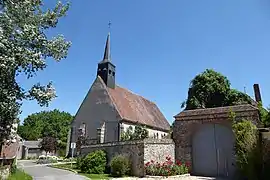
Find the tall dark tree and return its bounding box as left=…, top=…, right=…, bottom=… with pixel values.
left=0, top=0, right=71, bottom=153
left=39, top=136, right=57, bottom=156
left=182, top=69, right=252, bottom=110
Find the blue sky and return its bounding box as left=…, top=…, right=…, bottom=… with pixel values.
left=18, top=0, right=270, bottom=124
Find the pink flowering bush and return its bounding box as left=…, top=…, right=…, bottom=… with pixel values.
left=144, top=156, right=189, bottom=176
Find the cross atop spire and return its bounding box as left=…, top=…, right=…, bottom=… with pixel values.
left=108, top=21, right=112, bottom=31
left=100, top=21, right=112, bottom=63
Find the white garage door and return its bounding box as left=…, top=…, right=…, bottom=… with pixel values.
left=192, top=123, right=236, bottom=178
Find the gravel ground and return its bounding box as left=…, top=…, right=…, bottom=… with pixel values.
left=112, top=175, right=228, bottom=180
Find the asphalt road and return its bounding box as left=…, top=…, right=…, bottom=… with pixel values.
left=18, top=160, right=88, bottom=180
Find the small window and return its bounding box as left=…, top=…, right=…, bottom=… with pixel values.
left=112, top=72, right=115, bottom=76
left=157, top=133, right=159, bottom=139
left=109, top=70, right=112, bottom=74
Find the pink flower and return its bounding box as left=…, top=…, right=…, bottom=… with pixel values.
left=176, top=160, right=182, bottom=166
left=145, top=162, right=150, bottom=166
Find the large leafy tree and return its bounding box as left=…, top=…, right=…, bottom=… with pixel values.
left=182, top=69, right=252, bottom=110
left=0, top=0, right=71, bottom=151
left=18, top=109, right=73, bottom=150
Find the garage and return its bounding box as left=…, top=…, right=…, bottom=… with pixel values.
left=192, top=123, right=236, bottom=178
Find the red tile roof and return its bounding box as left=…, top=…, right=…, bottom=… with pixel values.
left=0, top=141, right=19, bottom=159
left=107, top=84, right=170, bottom=131
left=174, top=104, right=258, bottom=119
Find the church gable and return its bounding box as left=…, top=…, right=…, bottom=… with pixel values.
left=71, top=76, right=121, bottom=143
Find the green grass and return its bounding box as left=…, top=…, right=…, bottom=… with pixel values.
left=8, top=169, right=32, bottom=180
left=51, top=163, right=110, bottom=179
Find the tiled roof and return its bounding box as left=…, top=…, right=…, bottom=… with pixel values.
left=23, top=140, right=41, bottom=148
left=0, top=141, right=19, bottom=159
left=174, top=104, right=258, bottom=118
left=106, top=83, right=170, bottom=131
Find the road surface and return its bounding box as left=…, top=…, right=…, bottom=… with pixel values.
left=18, top=160, right=88, bottom=180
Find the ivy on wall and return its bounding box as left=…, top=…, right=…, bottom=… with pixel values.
left=229, top=110, right=262, bottom=180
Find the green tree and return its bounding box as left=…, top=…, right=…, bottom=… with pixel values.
left=0, top=0, right=71, bottom=152
left=182, top=69, right=252, bottom=110
left=120, top=125, right=149, bottom=141
left=258, top=102, right=270, bottom=127
left=18, top=109, right=73, bottom=151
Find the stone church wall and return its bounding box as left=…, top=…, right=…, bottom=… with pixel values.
left=81, top=138, right=175, bottom=177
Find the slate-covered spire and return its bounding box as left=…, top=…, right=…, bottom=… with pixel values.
left=97, top=32, right=116, bottom=89
left=101, top=33, right=111, bottom=63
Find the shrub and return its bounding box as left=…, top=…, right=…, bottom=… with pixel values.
left=110, top=155, right=130, bottom=177
left=36, top=158, right=57, bottom=164
left=76, top=156, right=84, bottom=170
left=121, top=125, right=149, bottom=141
left=80, top=150, right=107, bottom=174
left=145, top=156, right=189, bottom=176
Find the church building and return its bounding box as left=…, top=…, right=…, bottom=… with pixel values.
left=68, top=33, right=170, bottom=150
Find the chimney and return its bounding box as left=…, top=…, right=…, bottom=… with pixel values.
left=253, top=84, right=262, bottom=103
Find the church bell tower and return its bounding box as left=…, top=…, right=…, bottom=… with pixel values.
left=97, top=32, right=116, bottom=89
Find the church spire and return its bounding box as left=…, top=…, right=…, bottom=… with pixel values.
left=97, top=23, right=116, bottom=89
left=101, top=33, right=111, bottom=62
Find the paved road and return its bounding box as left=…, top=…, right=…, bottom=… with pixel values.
left=18, top=160, right=88, bottom=180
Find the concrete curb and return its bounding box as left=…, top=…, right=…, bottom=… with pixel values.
left=145, top=174, right=190, bottom=178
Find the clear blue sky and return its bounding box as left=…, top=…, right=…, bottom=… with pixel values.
left=18, top=0, right=270, bottom=124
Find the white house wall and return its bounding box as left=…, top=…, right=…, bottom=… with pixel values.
left=121, top=122, right=168, bottom=139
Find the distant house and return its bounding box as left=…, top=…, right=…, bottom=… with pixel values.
left=21, top=140, right=42, bottom=159
left=67, top=33, right=170, bottom=155
left=20, top=140, right=55, bottom=159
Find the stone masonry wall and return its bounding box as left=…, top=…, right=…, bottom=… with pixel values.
left=173, top=104, right=260, bottom=173
left=81, top=138, right=175, bottom=177
left=144, top=139, right=175, bottom=164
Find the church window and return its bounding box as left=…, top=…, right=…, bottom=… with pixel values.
left=79, top=123, right=86, bottom=137
left=156, top=133, right=159, bottom=139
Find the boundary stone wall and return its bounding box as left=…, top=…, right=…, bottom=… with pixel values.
left=81, top=138, right=175, bottom=177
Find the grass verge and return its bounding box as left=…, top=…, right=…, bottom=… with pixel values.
left=8, top=169, right=32, bottom=180
left=51, top=163, right=110, bottom=179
